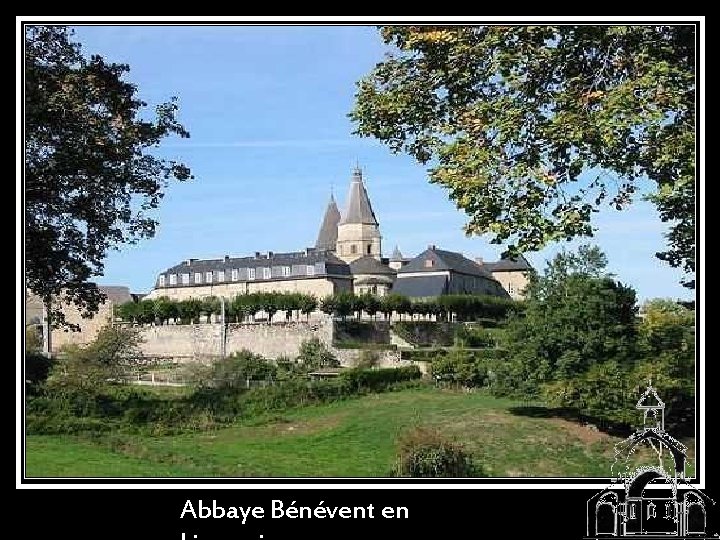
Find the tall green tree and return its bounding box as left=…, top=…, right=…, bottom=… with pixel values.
left=25, top=26, right=193, bottom=328
left=496, top=245, right=638, bottom=398
left=351, top=25, right=695, bottom=287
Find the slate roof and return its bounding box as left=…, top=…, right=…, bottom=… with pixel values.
left=350, top=255, right=397, bottom=275
left=315, top=194, right=340, bottom=251
left=398, top=247, right=496, bottom=279
left=483, top=254, right=533, bottom=272
left=392, top=275, right=448, bottom=298
left=339, top=167, right=378, bottom=226
left=162, top=249, right=351, bottom=276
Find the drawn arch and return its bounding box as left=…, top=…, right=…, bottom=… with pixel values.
left=595, top=492, right=618, bottom=536
left=685, top=493, right=706, bottom=535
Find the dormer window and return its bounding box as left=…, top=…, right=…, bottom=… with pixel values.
left=158, top=275, right=166, bottom=287
left=206, top=271, right=213, bottom=283
left=425, top=259, right=434, bottom=268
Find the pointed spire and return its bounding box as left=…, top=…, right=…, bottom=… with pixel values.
left=340, top=166, right=379, bottom=226
left=315, top=191, right=341, bottom=251
left=390, top=245, right=404, bottom=261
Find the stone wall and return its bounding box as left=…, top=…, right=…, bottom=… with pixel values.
left=136, top=317, right=427, bottom=373
left=139, top=318, right=333, bottom=361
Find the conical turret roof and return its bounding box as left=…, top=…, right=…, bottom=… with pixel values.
left=339, top=167, right=378, bottom=226
left=315, top=194, right=341, bottom=250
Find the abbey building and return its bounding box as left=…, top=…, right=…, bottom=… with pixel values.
left=147, top=167, right=530, bottom=301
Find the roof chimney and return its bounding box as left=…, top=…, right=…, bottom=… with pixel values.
left=475, top=257, right=484, bottom=265
left=428, top=244, right=436, bottom=251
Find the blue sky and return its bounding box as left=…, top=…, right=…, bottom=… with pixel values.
left=72, top=25, right=693, bottom=302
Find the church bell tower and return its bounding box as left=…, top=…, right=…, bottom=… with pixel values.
left=335, top=167, right=381, bottom=263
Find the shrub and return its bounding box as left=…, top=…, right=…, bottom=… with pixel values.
left=340, top=365, right=421, bottom=392
left=297, top=338, right=339, bottom=370
left=392, top=427, right=482, bottom=477
left=205, top=350, right=277, bottom=389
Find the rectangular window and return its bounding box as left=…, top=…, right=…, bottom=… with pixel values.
left=194, top=272, right=203, bottom=284
left=169, top=274, right=177, bottom=285
left=263, top=267, right=271, bottom=280
left=158, top=275, right=166, bottom=287
left=307, top=265, right=315, bottom=276
left=282, top=266, right=291, bottom=277
left=181, top=273, right=190, bottom=285
left=367, top=244, right=372, bottom=255
left=231, top=269, right=239, bottom=281
left=206, top=271, right=213, bottom=283
left=248, top=268, right=256, bottom=280
left=351, top=244, right=357, bottom=254
left=217, top=270, right=225, bottom=282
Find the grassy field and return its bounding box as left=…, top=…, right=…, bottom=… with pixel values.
left=25, top=386, right=695, bottom=478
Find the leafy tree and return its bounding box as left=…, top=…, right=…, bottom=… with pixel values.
left=497, top=245, right=638, bottom=398
left=297, top=337, right=339, bottom=370
left=46, top=325, right=144, bottom=392
left=25, top=26, right=193, bottom=328
left=153, top=296, right=177, bottom=325
left=320, top=295, right=336, bottom=317
left=332, top=292, right=354, bottom=321
left=298, top=294, right=318, bottom=321
left=351, top=26, right=695, bottom=287
left=363, top=294, right=380, bottom=320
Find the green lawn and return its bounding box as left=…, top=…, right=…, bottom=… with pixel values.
left=25, top=386, right=695, bottom=478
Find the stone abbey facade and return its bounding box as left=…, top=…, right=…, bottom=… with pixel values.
left=147, top=167, right=531, bottom=301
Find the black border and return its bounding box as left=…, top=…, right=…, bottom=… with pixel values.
left=18, top=17, right=703, bottom=486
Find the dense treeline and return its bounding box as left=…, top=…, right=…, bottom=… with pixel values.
left=115, top=291, right=518, bottom=326
left=115, top=292, right=318, bottom=325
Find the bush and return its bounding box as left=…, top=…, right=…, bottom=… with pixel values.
left=392, top=427, right=482, bottom=477
left=297, top=338, right=339, bottom=370
left=340, top=365, right=421, bottom=392
left=454, top=325, right=496, bottom=348
left=197, top=350, right=277, bottom=389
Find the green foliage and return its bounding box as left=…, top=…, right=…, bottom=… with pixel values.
left=192, top=350, right=278, bottom=390
left=454, top=325, right=496, bottom=348
left=639, top=298, right=695, bottom=357
left=297, top=338, right=339, bottom=370
left=497, top=246, right=638, bottom=398
left=115, top=293, right=319, bottom=325
left=340, top=365, right=421, bottom=391
left=392, top=427, right=481, bottom=478
left=46, top=325, right=144, bottom=393
left=25, top=26, right=193, bottom=327
left=352, top=26, right=695, bottom=287
left=431, top=348, right=488, bottom=387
